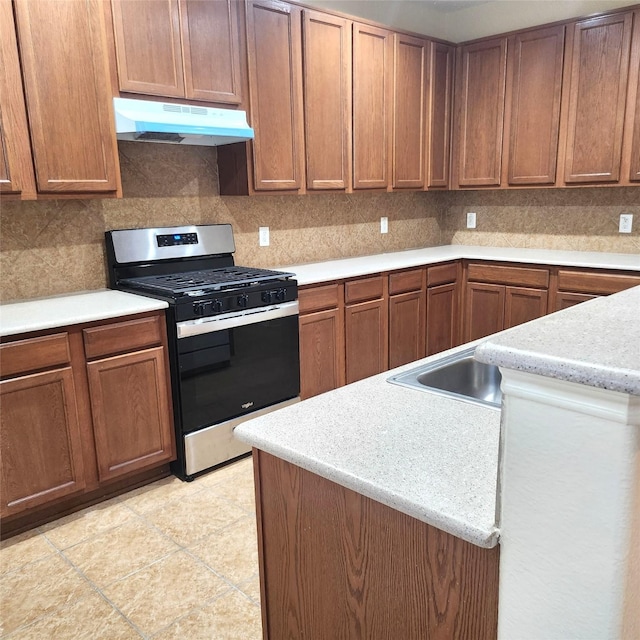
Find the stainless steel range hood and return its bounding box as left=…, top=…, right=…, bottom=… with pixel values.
left=113, top=97, right=254, bottom=147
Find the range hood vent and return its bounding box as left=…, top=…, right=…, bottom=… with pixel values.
left=113, top=97, right=254, bottom=147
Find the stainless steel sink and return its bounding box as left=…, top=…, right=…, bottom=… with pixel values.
left=387, top=347, right=502, bottom=408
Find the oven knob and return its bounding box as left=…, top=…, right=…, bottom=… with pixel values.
left=237, top=294, right=249, bottom=308
left=193, top=302, right=206, bottom=316
left=275, top=288, right=286, bottom=301
left=212, top=299, right=224, bottom=313
left=261, top=290, right=274, bottom=304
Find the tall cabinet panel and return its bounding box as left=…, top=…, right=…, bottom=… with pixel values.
left=427, top=42, right=454, bottom=189
left=0, top=0, right=36, bottom=199
left=392, top=34, right=428, bottom=189
left=14, top=0, right=119, bottom=193
left=303, top=10, right=351, bottom=191
left=111, top=0, right=184, bottom=97
left=246, top=0, right=304, bottom=191
left=454, top=37, right=507, bottom=187
left=561, top=12, right=633, bottom=183
left=352, top=23, right=393, bottom=190
left=623, top=10, right=640, bottom=183
left=505, top=25, right=565, bottom=185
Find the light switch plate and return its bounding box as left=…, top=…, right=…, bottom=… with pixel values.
left=259, top=226, right=270, bottom=246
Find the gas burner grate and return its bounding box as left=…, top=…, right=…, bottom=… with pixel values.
left=121, top=266, right=294, bottom=296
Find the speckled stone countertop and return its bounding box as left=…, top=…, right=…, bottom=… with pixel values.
left=0, top=290, right=168, bottom=338
left=235, top=342, right=501, bottom=549
left=476, top=285, right=640, bottom=395
left=280, top=245, right=640, bottom=286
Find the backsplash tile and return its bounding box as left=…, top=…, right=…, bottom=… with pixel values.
left=0, top=143, right=638, bottom=303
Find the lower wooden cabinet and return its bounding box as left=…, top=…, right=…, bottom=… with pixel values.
left=389, top=291, right=425, bottom=368
left=0, top=311, right=175, bottom=527
left=426, top=282, right=458, bottom=355
left=0, top=366, right=86, bottom=517
left=345, top=298, right=388, bottom=383
left=504, top=286, right=548, bottom=329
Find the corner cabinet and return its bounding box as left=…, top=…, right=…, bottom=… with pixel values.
left=13, top=0, right=120, bottom=194
left=560, top=11, right=633, bottom=184
left=110, top=0, right=244, bottom=105
left=0, top=311, right=175, bottom=532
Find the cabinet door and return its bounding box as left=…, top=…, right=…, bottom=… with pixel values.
left=247, top=0, right=304, bottom=191
left=427, top=42, right=453, bottom=188
left=180, top=0, right=243, bottom=104
left=393, top=34, right=427, bottom=189
left=554, top=292, right=598, bottom=311
left=111, top=0, right=184, bottom=97
left=87, top=347, right=174, bottom=482
left=389, top=291, right=425, bottom=368
left=454, top=37, right=507, bottom=187
left=504, top=286, right=548, bottom=329
left=506, top=26, right=564, bottom=185
left=0, top=368, right=86, bottom=517
left=0, top=0, right=36, bottom=199
left=624, top=10, right=640, bottom=183
left=345, top=299, right=388, bottom=384
left=562, top=12, right=633, bottom=183
left=15, top=0, right=119, bottom=193
left=299, top=308, right=345, bottom=400
left=303, top=10, right=351, bottom=190
left=426, top=283, right=458, bottom=356
left=464, top=283, right=505, bottom=342
left=353, top=23, right=393, bottom=189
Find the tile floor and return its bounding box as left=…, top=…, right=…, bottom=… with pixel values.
left=0, top=456, right=262, bottom=639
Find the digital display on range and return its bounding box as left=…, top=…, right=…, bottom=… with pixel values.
left=157, top=233, right=198, bottom=247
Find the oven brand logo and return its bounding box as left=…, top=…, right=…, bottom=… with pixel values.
left=242, top=401, right=254, bottom=409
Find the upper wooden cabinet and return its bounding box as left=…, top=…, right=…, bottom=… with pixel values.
left=246, top=0, right=305, bottom=192
left=302, top=10, right=352, bottom=191
left=13, top=0, right=120, bottom=194
left=622, top=10, right=640, bottom=183
left=352, top=23, right=393, bottom=190
left=0, top=0, right=36, bottom=199
left=427, top=42, right=454, bottom=189
left=560, top=11, right=633, bottom=184
left=453, top=37, right=508, bottom=187
left=504, top=25, right=565, bottom=185
left=111, top=0, right=244, bottom=105
left=392, top=34, right=428, bottom=189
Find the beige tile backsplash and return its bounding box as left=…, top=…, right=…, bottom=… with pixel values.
left=0, top=142, right=638, bottom=303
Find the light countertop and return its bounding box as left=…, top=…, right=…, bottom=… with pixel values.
left=235, top=341, right=502, bottom=549
left=279, top=245, right=640, bottom=285
left=0, top=290, right=168, bottom=338
left=476, top=285, right=640, bottom=395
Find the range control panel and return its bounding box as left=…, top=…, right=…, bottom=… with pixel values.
left=157, top=233, right=198, bottom=247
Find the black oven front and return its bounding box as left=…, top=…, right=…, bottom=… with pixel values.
left=173, top=301, right=300, bottom=479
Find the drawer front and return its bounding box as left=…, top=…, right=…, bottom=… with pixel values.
left=299, top=283, right=341, bottom=314
left=427, top=262, right=458, bottom=287
left=83, top=315, right=163, bottom=359
left=0, top=333, right=71, bottom=378
left=557, top=269, right=640, bottom=295
left=467, top=263, right=549, bottom=288
left=389, top=269, right=423, bottom=295
left=345, top=276, right=384, bottom=304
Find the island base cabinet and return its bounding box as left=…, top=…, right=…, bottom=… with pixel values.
left=253, top=450, right=500, bottom=639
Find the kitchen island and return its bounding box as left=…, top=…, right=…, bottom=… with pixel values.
left=236, top=284, right=640, bottom=639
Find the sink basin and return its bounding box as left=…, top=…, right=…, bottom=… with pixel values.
left=387, top=347, right=502, bottom=408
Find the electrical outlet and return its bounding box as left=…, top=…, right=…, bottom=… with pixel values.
left=619, top=214, right=633, bottom=233
left=259, top=226, right=270, bottom=246
left=380, top=217, right=389, bottom=234
left=466, top=212, right=477, bottom=229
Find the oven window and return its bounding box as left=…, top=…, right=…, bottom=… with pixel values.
left=178, top=314, right=300, bottom=433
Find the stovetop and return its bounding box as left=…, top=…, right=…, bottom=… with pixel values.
left=121, top=266, right=295, bottom=297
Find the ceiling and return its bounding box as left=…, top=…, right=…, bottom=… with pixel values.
left=302, top=0, right=637, bottom=42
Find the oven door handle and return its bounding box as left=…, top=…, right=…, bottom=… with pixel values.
left=177, top=301, right=299, bottom=338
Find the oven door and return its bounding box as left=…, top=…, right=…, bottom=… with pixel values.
left=176, top=301, right=300, bottom=435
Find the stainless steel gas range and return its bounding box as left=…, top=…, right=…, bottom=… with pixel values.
left=105, top=224, right=300, bottom=480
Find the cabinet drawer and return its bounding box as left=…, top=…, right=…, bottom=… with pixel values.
left=467, top=263, right=549, bottom=288
left=345, top=276, right=384, bottom=304
left=389, top=269, right=423, bottom=295
left=427, top=262, right=458, bottom=287
left=299, top=283, right=341, bottom=314
left=556, top=269, right=640, bottom=295
left=0, top=333, right=71, bottom=378
left=83, top=315, right=163, bottom=359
